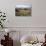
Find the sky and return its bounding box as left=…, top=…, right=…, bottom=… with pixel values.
left=16, top=4, right=32, bottom=8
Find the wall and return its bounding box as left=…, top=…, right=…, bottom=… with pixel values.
left=0, top=0, right=46, bottom=28
left=32, top=0, right=46, bottom=27
left=0, top=0, right=32, bottom=27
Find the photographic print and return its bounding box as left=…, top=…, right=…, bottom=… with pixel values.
left=15, top=4, right=32, bottom=16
